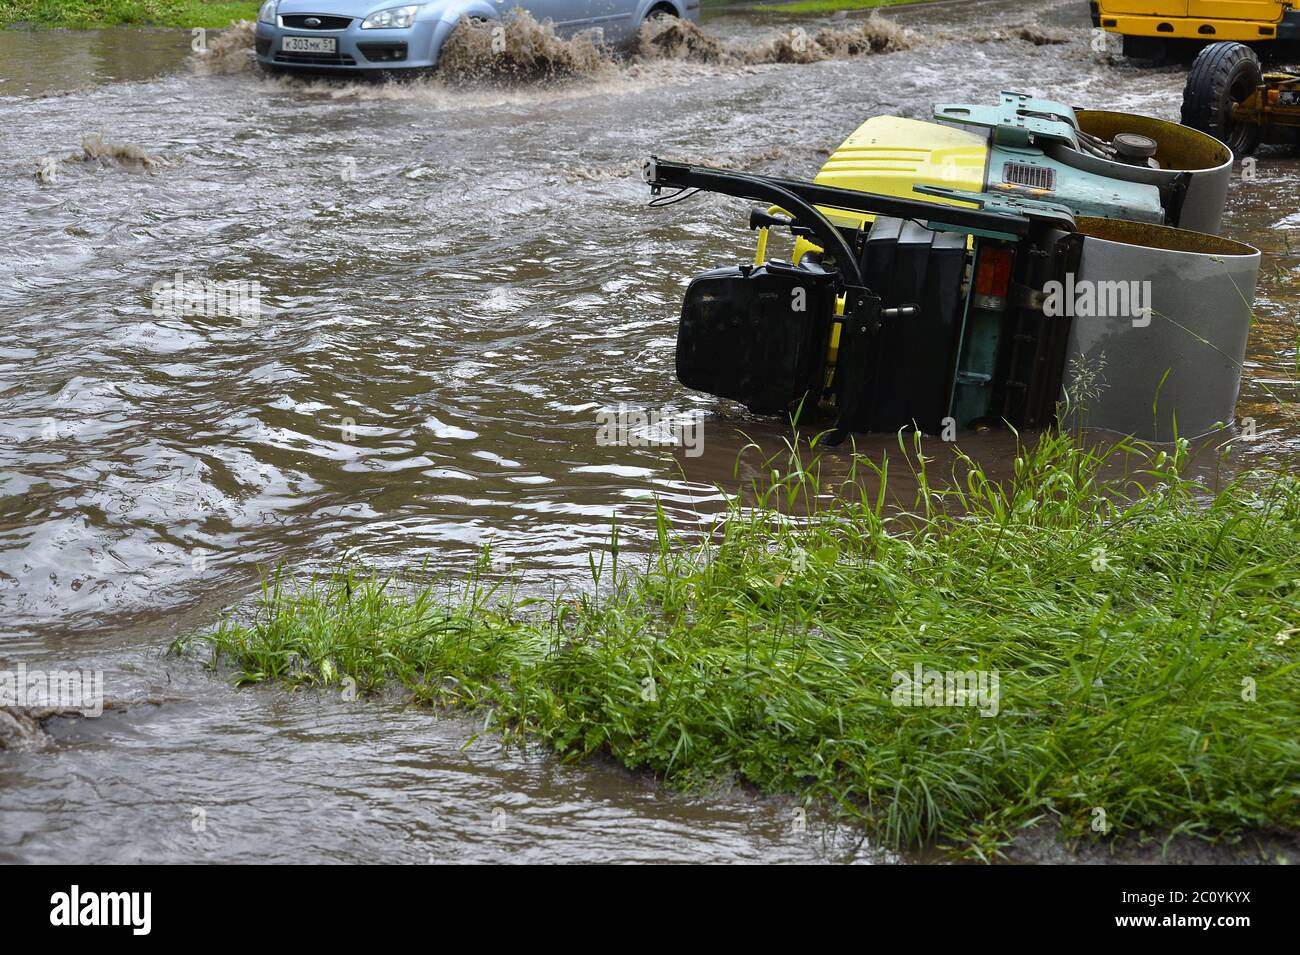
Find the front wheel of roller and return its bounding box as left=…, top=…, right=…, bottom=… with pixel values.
left=1181, top=41, right=1263, bottom=159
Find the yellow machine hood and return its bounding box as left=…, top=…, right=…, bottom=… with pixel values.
left=813, top=115, right=989, bottom=229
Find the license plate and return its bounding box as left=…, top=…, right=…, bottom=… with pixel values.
left=282, top=36, right=337, bottom=54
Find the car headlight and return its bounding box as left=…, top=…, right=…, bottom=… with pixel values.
left=257, top=0, right=278, bottom=24
left=361, top=4, right=421, bottom=29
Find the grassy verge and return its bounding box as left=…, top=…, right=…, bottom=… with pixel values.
left=1, top=1, right=257, bottom=29
left=0, top=0, right=937, bottom=28
left=752, top=0, right=938, bottom=14
left=190, top=431, right=1300, bottom=858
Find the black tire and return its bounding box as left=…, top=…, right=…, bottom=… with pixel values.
left=1181, top=41, right=1263, bottom=158
left=645, top=3, right=678, bottom=19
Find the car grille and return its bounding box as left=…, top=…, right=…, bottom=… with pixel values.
left=280, top=14, right=352, bottom=29
left=274, top=51, right=358, bottom=66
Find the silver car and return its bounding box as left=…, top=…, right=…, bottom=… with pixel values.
left=253, top=0, right=699, bottom=73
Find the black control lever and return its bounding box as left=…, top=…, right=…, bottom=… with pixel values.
left=749, top=208, right=793, bottom=231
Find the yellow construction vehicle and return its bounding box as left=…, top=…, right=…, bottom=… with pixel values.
left=1090, top=0, right=1300, bottom=60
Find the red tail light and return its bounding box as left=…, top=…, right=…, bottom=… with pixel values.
left=973, top=245, right=1014, bottom=310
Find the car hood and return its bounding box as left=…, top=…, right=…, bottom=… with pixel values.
left=273, top=0, right=456, bottom=18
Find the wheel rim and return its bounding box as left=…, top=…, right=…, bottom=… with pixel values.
left=1223, top=71, right=1258, bottom=152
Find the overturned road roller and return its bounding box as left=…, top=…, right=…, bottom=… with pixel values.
left=644, top=91, right=1260, bottom=442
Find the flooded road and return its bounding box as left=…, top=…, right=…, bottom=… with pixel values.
left=1, top=0, right=1297, bottom=862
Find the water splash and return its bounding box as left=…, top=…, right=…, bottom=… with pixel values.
left=969, top=23, right=1072, bottom=45
left=47, top=131, right=166, bottom=175
left=191, top=12, right=915, bottom=88
left=438, top=12, right=615, bottom=83
left=631, top=14, right=728, bottom=63
left=192, top=20, right=258, bottom=75
left=634, top=13, right=913, bottom=65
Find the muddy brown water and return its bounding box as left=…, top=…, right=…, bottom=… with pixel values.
left=1, top=0, right=1297, bottom=863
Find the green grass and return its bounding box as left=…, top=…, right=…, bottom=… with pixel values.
left=753, top=0, right=938, bottom=14
left=0, top=0, right=935, bottom=28
left=188, top=430, right=1300, bottom=858
left=1, top=0, right=257, bottom=29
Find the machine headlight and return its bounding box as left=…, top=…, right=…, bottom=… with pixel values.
left=361, top=4, right=421, bottom=29
left=257, top=0, right=278, bottom=24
